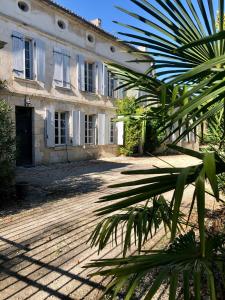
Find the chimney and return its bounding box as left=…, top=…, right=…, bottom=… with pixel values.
left=90, top=18, right=102, bottom=28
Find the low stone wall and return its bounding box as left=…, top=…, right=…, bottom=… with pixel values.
left=40, top=145, right=119, bottom=165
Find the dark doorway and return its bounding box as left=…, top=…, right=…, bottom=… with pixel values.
left=16, top=107, right=33, bottom=166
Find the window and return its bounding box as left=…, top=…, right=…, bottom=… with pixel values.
left=87, top=34, right=95, bottom=44
left=85, top=62, right=95, bottom=93
left=85, top=115, right=96, bottom=144
left=110, top=118, right=115, bottom=144
left=18, top=1, right=29, bottom=12
left=107, top=71, right=115, bottom=97
left=55, top=112, right=67, bottom=145
left=25, top=39, right=33, bottom=80
left=110, top=46, right=116, bottom=53
left=57, top=20, right=66, bottom=30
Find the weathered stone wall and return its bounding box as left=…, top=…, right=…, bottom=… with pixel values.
left=0, top=0, right=150, bottom=164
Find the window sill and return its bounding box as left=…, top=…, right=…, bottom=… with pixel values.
left=54, top=144, right=72, bottom=150
left=55, top=85, right=72, bottom=92
left=82, top=91, right=97, bottom=96
left=14, top=76, right=44, bottom=87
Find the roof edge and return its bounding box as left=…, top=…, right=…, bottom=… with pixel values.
left=40, top=0, right=152, bottom=60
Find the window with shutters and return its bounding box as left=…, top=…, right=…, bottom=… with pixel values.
left=110, top=118, right=115, bottom=144
left=53, top=49, right=70, bottom=89
left=25, top=39, right=34, bottom=80
left=85, top=115, right=96, bottom=144
left=12, top=32, right=45, bottom=82
left=107, top=71, right=115, bottom=97
left=84, top=62, right=95, bottom=93
left=55, top=112, right=67, bottom=145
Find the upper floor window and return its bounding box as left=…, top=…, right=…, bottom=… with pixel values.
left=18, top=1, right=29, bottom=12
left=110, top=46, right=116, bottom=53
left=85, top=62, right=95, bottom=93
left=55, top=112, right=67, bottom=145
left=107, top=71, right=115, bottom=97
left=12, top=32, right=46, bottom=82
left=57, top=20, right=66, bottom=30
left=25, top=39, right=33, bottom=80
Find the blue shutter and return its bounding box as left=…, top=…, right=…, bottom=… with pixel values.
left=63, top=51, right=70, bottom=89
left=103, top=64, right=108, bottom=96
left=12, top=31, right=25, bottom=78
left=96, top=62, right=103, bottom=95
left=53, top=48, right=63, bottom=87
left=93, top=62, right=97, bottom=93
left=36, top=39, right=46, bottom=83
left=76, top=54, right=85, bottom=91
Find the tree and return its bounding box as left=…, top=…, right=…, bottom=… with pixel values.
left=86, top=1, right=225, bottom=299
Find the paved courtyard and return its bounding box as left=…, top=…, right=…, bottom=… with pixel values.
left=0, top=155, right=212, bottom=300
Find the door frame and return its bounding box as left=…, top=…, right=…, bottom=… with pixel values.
left=15, top=106, right=34, bottom=166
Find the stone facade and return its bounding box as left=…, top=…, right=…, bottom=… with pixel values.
left=0, top=0, right=150, bottom=165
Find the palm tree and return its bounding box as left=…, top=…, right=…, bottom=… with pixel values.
left=85, top=1, right=225, bottom=299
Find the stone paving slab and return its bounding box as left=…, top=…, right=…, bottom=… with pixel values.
left=0, top=155, right=212, bottom=300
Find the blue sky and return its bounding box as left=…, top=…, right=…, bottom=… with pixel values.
left=55, top=0, right=142, bottom=37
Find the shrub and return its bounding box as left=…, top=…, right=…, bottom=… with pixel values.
left=0, top=98, right=15, bottom=205
left=116, top=97, right=143, bottom=156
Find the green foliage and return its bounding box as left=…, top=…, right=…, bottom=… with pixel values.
left=88, top=148, right=225, bottom=299
left=87, top=230, right=225, bottom=300
left=0, top=97, right=15, bottom=204
left=88, top=196, right=179, bottom=257
left=116, top=97, right=143, bottom=156
left=87, top=1, right=225, bottom=299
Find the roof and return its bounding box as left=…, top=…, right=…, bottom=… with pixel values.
left=41, top=0, right=151, bottom=59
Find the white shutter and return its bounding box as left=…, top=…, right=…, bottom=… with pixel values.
left=12, top=32, right=25, bottom=78
left=77, top=54, right=85, bottom=91
left=93, top=62, right=97, bottom=93
left=63, top=51, right=70, bottom=89
left=116, top=116, right=124, bottom=146
left=53, top=48, right=63, bottom=87
left=98, top=113, right=106, bottom=145
left=46, top=108, right=55, bottom=148
left=72, top=111, right=85, bottom=146
left=105, top=115, right=110, bottom=145
left=36, top=39, right=46, bottom=83
left=96, top=62, right=103, bottom=95
left=103, top=64, right=108, bottom=96
left=80, top=111, right=85, bottom=145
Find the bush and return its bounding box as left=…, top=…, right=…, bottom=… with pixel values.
left=0, top=99, right=15, bottom=205
left=116, top=97, right=143, bottom=156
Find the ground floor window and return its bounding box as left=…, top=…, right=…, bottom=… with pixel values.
left=110, top=118, right=115, bottom=144
left=85, top=115, right=96, bottom=144
left=55, top=112, right=67, bottom=145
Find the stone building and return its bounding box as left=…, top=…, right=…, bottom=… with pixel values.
left=0, top=0, right=150, bottom=165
